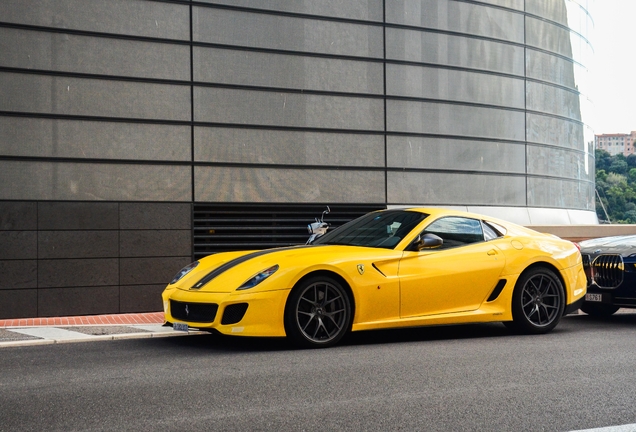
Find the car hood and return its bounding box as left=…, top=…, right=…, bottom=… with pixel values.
left=170, top=244, right=403, bottom=293
left=579, top=235, right=636, bottom=257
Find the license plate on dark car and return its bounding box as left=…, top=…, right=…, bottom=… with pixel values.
left=585, top=293, right=602, bottom=302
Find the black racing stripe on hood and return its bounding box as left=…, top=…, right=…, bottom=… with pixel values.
left=190, top=245, right=315, bottom=289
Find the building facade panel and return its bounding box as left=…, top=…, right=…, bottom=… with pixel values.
left=473, top=0, right=524, bottom=10
left=526, top=113, right=585, bottom=150
left=387, top=172, right=527, bottom=206
left=120, top=285, right=165, bottom=313
left=0, top=202, right=37, bottom=230
left=0, top=28, right=190, bottom=81
left=119, top=230, right=192, bottom=258
left=0, top=117, right=191, bottom=161
left=525, top=16, right=591, bottom=66
left=193, top=7, right=384, bottom=57
left=0, top=260, right=37, bottom=290
left=38, top=258, right=119, bottom=288
left=386, top=28, right=525, bottom=75
left=37, top=202, right=119, bottom=230
left=196, top=0, right=385, bottom=21
left=195, top=166, right=385, bottom=203
left=386, top=136, right=526, bottom=173
left=0, top=289, right=37, bottom=320
left=0, top=0, right=190, bottom=40
left=0, top=73, right=191, bottom=121
left=387, top=100, right=526, bottom=140
left=0, top=161, right=191, bottom=201
left=386, top=64, right=525, bottom=108
left=195, top=127, right=385, bottom=167
left=38, top=231, right=119, bottom=259
left=526, top=81, right=582, bottom=121
left=0, top=232, right=37, bottom=261
left=526, top=145, right=590, bottom=180
left=37, top=286, right=120, bottom=317
left=528, top=177, right=594, bottom=210
left=194, top=47, right=384, bottom=94
left=119, top=203, right=192, bottom=230
left=386, top=0, right=524, bottom=42
left=194, top=87, right=384, bottom=130
left=526, top=49, right=578, bottom=90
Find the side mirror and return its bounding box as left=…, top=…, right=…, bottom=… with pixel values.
left=415, top=233, right=443, bottom=250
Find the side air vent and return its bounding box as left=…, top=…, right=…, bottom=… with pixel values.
left=486, top=279, right=507, bottom=302
left=591, top=254, right=624, bottom=289
left=193, top=203, right=385, bottom=259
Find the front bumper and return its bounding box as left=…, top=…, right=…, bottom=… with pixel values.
left=162, top=287, right=290, bottom=337
left=584, top=284, right=636, bottom=308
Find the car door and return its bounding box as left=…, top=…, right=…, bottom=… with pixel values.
left=398, top=217, right=506, bottom=318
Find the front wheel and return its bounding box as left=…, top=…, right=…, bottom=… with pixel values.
left=505, top=267, right=565, bottom=334
left=284, top=276, right=352, bottom=348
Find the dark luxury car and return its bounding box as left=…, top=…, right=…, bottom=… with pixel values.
left=579, top=235, right=636, bottom=316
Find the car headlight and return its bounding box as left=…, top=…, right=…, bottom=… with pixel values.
left=237, top=265, right=279, bottom=290
left=170, top=261, right=199, bottom=285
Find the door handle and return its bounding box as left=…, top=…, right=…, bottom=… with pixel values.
left=487, top=249, right=498, bottom=256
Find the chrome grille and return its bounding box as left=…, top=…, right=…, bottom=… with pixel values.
left=591, top=254, right=624, bottom=288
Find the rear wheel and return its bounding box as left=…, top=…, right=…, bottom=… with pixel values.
left=284, top=276, right=352, bottom=348
left=580, top=303, right=619, bottom=317
left=505, top=267, right=565, bottom=334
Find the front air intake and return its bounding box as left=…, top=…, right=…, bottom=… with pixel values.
left=170, top=300, right=218, bottom=323
left=221, top=303, right=249, bottom=325
left=591, top=254, right=624, bottom=288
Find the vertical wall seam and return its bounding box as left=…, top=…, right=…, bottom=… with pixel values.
left=383, top=0, right=388, bottom=206
left=190, top=2, right=195, bottom=204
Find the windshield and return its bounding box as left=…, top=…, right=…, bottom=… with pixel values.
left=313, top=210, right=429, bottom=249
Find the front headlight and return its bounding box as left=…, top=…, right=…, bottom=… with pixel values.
left=170, top=261, right=199, bottom=285
left=237, top=265, right=279, bottom=290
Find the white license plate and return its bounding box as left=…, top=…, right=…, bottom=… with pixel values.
left=173, top=322, right=189, bottom=332
left=585, top=293, right=603, bottom=302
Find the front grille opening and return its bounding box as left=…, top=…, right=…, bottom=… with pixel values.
left=221, top=303, right=249, bottom=325
left=591, top=254, right=624, bottom=288
left=170, top=300, right=218, bottom=323
left=193, top=203, right=385, bottom=259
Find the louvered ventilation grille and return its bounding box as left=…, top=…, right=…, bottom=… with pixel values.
left=591, top=254, right=624, bottom=288
left=193, top=203, right=385, bottom=259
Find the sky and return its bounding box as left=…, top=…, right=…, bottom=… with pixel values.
left=589, top=0, right=636, bottom=134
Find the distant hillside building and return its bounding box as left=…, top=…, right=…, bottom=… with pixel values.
left=595, top=132, right=636, bottom=156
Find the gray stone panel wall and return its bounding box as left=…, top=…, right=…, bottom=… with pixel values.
left=0, top=202, right=192, bottom=319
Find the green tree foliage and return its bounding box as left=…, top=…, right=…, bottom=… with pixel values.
left=595, top=149, right=636, bottom=223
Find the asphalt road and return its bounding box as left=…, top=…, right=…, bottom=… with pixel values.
left=2, top=313, right=636, bottom=432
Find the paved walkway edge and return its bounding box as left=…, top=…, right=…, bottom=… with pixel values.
left=1, top=329, right=203, bottom=349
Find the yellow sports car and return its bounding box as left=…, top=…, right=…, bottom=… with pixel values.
left=162, top=208, right=586, bottom=348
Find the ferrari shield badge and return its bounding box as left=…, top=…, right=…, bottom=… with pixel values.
left=357, top=264, right=365, bottom=275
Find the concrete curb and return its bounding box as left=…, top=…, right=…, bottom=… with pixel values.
left=0, top=328, right=205, bottom=348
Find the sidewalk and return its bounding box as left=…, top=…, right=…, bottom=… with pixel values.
left=0, top=312, right=195, bottom=348
left=0, top=311, right=164, bottom=328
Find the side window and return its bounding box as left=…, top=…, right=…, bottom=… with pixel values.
left=422, top=217, right=484, bottom=249
left=482, top=221, right=500, bottom=241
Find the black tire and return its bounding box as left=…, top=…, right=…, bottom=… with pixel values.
left=284, top=276, right=352, bottom=348
left=580, top=303, right=619, bottom=317
left=505, top=267, right=565, bottom=334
